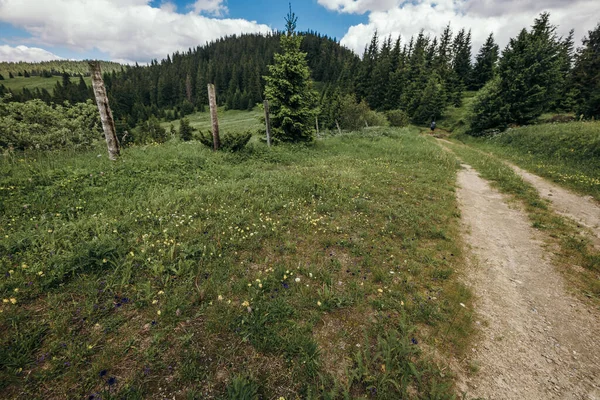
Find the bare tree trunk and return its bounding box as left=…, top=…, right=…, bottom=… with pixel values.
left=88, top=61, right=119, bottom=160
left=263, top=100, right=271, bottom=147
left=208, top=84, right=220, bottom=151
left=315, top=116, right=319, bottom=135
left=335, top=120, right=342, bottom=135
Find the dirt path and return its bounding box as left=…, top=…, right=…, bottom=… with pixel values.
left=456, top=164, right=600, bottom=400
left=508, top=164, right=600, bottom=240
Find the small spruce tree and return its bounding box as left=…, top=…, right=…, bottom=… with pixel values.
left=179, top=118, right=194, bottom=141
left=263, top=4, right=318, bottom=143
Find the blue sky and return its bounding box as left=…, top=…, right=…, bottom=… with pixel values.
left=0, top=0, right=597, bottom=63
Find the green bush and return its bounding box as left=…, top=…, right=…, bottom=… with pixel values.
left=0, top=95, right=101, bottom=150
left=364, top=110, right=389, bottom=127
left=385, top=110, right=410, bottom=127
left=198, top=130, right=252, bottom=152
left=137, top=116, right=168, bottom=143
left=179, top=118, right=194, bottom=141
left=338, top=94, right=388, bottom=131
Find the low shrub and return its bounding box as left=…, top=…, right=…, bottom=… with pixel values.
left=385, top=110, right=410, bottom=127
left=198, top=130, right=252, bottom=152
left=0, top=95, right=101, bottom=150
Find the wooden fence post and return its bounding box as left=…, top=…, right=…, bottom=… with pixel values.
left=88, top=61, right=119, bottom=160
left=208, top=84, right=220, bottom=151
left=263, top=100, right=271, bottom=147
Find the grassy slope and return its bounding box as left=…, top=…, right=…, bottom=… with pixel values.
left=456, top=121, right=600, bottom=201
left=162, top=108, right=264, bottom=135
left=1, top=76, right=92, bottom=94
left=0, top=128, right=472, bottom=399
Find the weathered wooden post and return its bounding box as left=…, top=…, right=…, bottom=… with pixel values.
left=207, top=83, right=220, bottom=151
left=88, top=61, right=119, bottom=160
left=263, top=100, right=271, bottom=147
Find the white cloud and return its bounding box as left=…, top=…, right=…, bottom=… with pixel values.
left=0, top=0, right=270, bottom=63
left=317, top=0, right=401, bottom=14
left=0, top=45, right=63, bottom=62
left=320, top=0, right=599, bottom=56
left=192, top=0, right=228, bottom=16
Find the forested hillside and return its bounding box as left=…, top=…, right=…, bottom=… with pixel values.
left=1, top=14, right=598, bottom=146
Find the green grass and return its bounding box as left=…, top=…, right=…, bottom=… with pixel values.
left=0, top=76, right=91, bottom=94
left=442, top=139, right=600, bottom=303
left=0, top=127, right=473, bottom=399
left=455, top=121, right=600, bottom=201
left=436, top=91, right=477, bottom=133
left=162, top=108, right=264, bottom=135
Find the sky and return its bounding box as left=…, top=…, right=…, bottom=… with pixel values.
left=0, top=0, right=598, bottom=64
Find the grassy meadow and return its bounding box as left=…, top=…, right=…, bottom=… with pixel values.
left=163, top=108, right=264, bottom=136
left=0, top=128, right=473, bottom=399
left=0, top=75, right=92, bottom=93
left=454, top=121, right=600, bottom=201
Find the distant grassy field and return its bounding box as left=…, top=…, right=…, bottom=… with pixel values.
left=0, top=128, right=472, bottom=399
left=0, top=76, right=91, bottom=93
left=455, top=121, right=600, bottom=201
left=163, top=108, right=264, bottom=134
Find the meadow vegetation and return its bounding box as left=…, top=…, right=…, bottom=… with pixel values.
left=1, top=128, right=473, bottom=399
left=0, top=75, right=92, bottom=94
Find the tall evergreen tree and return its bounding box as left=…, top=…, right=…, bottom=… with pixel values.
left=499, top=13, right=563, bottom=124
left=470, top=33, right=499, bottom=90
left=450, top=28, right=472, bottom=106
left=571, top=23, right=600, bottom=118
left=263, top=5, right=318, bottom=142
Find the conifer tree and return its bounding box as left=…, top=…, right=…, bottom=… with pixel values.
left=470, top=33, right=499, bottom=90
left=499, top=13, right=563, bottom=124
left=264, top=5, right=318, bottom=142
left=571, top=23, right=600, bottom=118
left=554, top=29, right=576, bottom=112
left=179, top=118, right=195, bottom=141
left=412, top=74, right=446, bottom=123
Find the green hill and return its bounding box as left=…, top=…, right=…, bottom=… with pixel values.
left=1, top=75, right=92, bottom=94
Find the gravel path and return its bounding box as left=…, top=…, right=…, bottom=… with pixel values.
left=455, top=163, right=600, bottom=400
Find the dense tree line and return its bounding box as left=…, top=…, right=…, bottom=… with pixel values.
left=317, top=24, right=499, bottom=128
left=468, top=14, right=597, bottom=134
